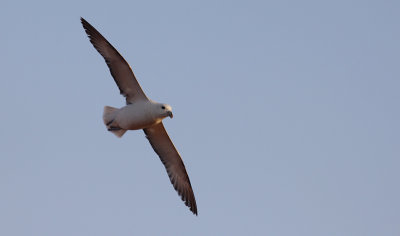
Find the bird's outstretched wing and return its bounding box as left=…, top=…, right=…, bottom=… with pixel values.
left=143, top=123, right=198, bottom=215
left=81, top=17, right=148, bottom=104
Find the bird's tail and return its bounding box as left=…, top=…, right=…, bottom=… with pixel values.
left=103, top=106, right=127, bottom=138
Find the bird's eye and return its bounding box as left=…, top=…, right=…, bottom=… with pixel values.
left=161, top=106, right=165, bottom=109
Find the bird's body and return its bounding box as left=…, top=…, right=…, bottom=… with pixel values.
left=81, top=17, right=197, bottom=215
left=104, top=101, right=171, bottom=133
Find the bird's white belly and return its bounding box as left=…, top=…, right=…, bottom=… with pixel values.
left=115, top=104, right=159, bottom=130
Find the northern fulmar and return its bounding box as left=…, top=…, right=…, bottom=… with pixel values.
left=81, top=17, right=197, bottom=215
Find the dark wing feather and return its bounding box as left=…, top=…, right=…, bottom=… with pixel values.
left=143, top=123, right=198, bottom=215
left=81, top=17, right=148, bottom=104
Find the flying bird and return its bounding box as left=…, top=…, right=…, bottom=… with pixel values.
left=80, top=17, right=197, bottom=215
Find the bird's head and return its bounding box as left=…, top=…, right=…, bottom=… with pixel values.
left=159, top=103, right=173, bottom=119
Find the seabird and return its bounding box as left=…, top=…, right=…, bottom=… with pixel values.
left=80, top=17, right=197, bottom=215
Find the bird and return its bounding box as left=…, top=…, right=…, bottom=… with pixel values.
left=80, top=17, right=197, bottom=215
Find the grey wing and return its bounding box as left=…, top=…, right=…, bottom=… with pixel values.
left=143, top=123, right=198, bottom=215
left=81, top=17, right=148, bottom=104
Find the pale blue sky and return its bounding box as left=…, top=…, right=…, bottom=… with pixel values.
left=1, top=0, right=399, bottom=235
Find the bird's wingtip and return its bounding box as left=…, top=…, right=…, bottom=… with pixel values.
left=80, top=17, right=88, bottom=25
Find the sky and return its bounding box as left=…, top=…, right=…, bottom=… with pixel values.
left=1, top=0, right=399, bottom=235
